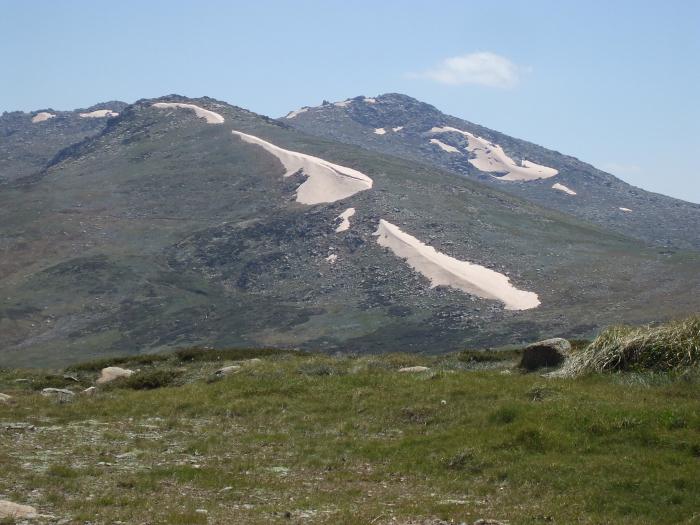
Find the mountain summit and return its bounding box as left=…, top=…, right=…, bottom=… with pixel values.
left=1, top=95, right=698, bottom=366
left=283, top=93, right=700, bottom=250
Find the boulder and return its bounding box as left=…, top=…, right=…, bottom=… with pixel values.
left=0, top=393, right=12, bottom=403
left=41, top=388, right=75, bottom=402
left=96, top=366, right=135, bottom=384
left=398, top=366, right=430, bottom=373
left=0, top=500, right=38, bottom=519
left=520, top=338, right=572, bottom=370
left=215, top=365, right=241, bottom=376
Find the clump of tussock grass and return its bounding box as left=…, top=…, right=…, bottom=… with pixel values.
left=561, top=317, right=700, bottom=376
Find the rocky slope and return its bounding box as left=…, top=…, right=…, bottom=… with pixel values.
left=283, top=94, right=700, bottom=251
left=0, top=101, right=128, bottom=184
left=1, top=95, right=699, bottom=367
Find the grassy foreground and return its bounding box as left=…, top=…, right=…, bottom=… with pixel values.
left=1, top=349, right=699, bottom=525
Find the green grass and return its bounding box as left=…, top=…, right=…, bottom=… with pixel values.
left=0, top=352, right=698, bottom=524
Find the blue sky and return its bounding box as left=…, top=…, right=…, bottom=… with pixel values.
left=2, top=0, right=699, bottom=202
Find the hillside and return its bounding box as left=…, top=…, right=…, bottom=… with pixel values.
left=283, top=94, right=700, bottom=251
left=1, top=96, right=699, bottom=367
left=0, top=347, right=698, bottom=524
left=0, top=102, right=128, bottom=184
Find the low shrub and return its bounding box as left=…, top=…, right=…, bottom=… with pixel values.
left=69, top=353, right=170, bottom=372
left=120, top=369, right=182, bottom=390
left=174, top=347, right=300, bottom=363
left=457, top=348, right=521, bottom=363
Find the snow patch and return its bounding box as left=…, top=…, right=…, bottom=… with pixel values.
left=430, top=138, right=460, bottom=153
left=231, top=130, right=373, bottom=205
left=552, top=183, right=577, bottom=195
left=363, top=97, right=377, bottom=104
left=334, top=100, right=351, bottom=107
left=374, top=128, right=387, bottom=135
left=285, top=107, right=309, bottom=119
left=31, top=112, right=55, bottom=123
left=152, top=102, right=224, bottom=124
left=619, top=207, right=632, bottom=212
left=335, top=207, right=356, bottom=232
left=374, top=219, right=540, bottom=311
left=325, top=254, right=338, bottom=264
left=431, top=126, right=558, bottom=181
left=79, top=109, right=119, bottom=118
left=392, top=126, right=404, bottom=132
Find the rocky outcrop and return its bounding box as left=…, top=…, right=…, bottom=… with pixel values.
left=41, top=388, right=75, bottom=402
left=398, top=366, right=430, bottom=373
left=520, top=338, right=572, bottom=370
left=97, top=366, right=135, bottom=384
left=0, top=500, right=37, bottom=519
left=214, top=365, right=241, bottom=376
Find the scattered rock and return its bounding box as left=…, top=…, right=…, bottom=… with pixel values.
left=82, top=386, right=97, bottom=396
left=398, top=366, right=430, bottom=373
left=474, top=520, right=506, bottom=525
left=41, top=388, right=75, bottom=402
left=215, top=365, right=241, bottom=376
left=96, top=366, right=135, bottom=384
left=0, top=500, right=37, bottom=519
left=0, top=393, right=12, bottom=403
left=520, top=338, right=572, bottom=370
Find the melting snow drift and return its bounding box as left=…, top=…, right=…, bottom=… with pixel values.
left=552, top=183, right=577, bottom=195
left=79, top=109, right=119, bottom=118
left=231, top=131, right=373, bottom=205
left=374, top=220, right=540, bottom=310
left=392, top=126, right=404, bottom=132
left=430, top=138, right=460, bottom=153
left=335, top=207, right=356, bottom=232
left=619, top=207, right=632, bottom=212
left=374, top=128, right=387, bottom=135
left=31, top=112, right=55, bottom=123
left=431, top=126, right=558, bottom=181
left=285, top=107, right=309, bottom=119
left=152, top=102, right=224, bottom=124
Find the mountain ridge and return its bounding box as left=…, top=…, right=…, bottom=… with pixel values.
left=1, top=94, right=698, bottom=367
left=283, top=93, right=700, bottom=251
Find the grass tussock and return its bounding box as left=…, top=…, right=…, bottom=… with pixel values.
left=561, top=316, right=700, bottom=376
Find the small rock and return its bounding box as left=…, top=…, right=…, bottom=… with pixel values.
left=0, top=393, right=12, bottom=403
left=82, top=386, right=97, bottom=396
left=474, top=520, right=506, bottom=525
left=244, top=358, right=263, bottom=366
left=41, top=388, right=75, bottom=402
left=215, top=365, right=241, bottom=376
left=0, top=500, right=37, bottom=519
left=398, top=366, right=430, bottom=373
left=520, top=338, right=572, bottom=371
left=195, top=509, right=208, bottom=515
left=96, top=366, right=135, bottom=384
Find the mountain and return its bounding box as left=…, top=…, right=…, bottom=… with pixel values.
left=283, top=93, right=700, bottom=251
left=0, top=101, right=128, bottom=184
left=1, top=95, right=699, bottom=367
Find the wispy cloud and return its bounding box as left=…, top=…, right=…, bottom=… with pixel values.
left=412, top=52, right=527, bottom=88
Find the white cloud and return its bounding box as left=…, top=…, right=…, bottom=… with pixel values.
left=415, top=52, right=526, bottom=88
